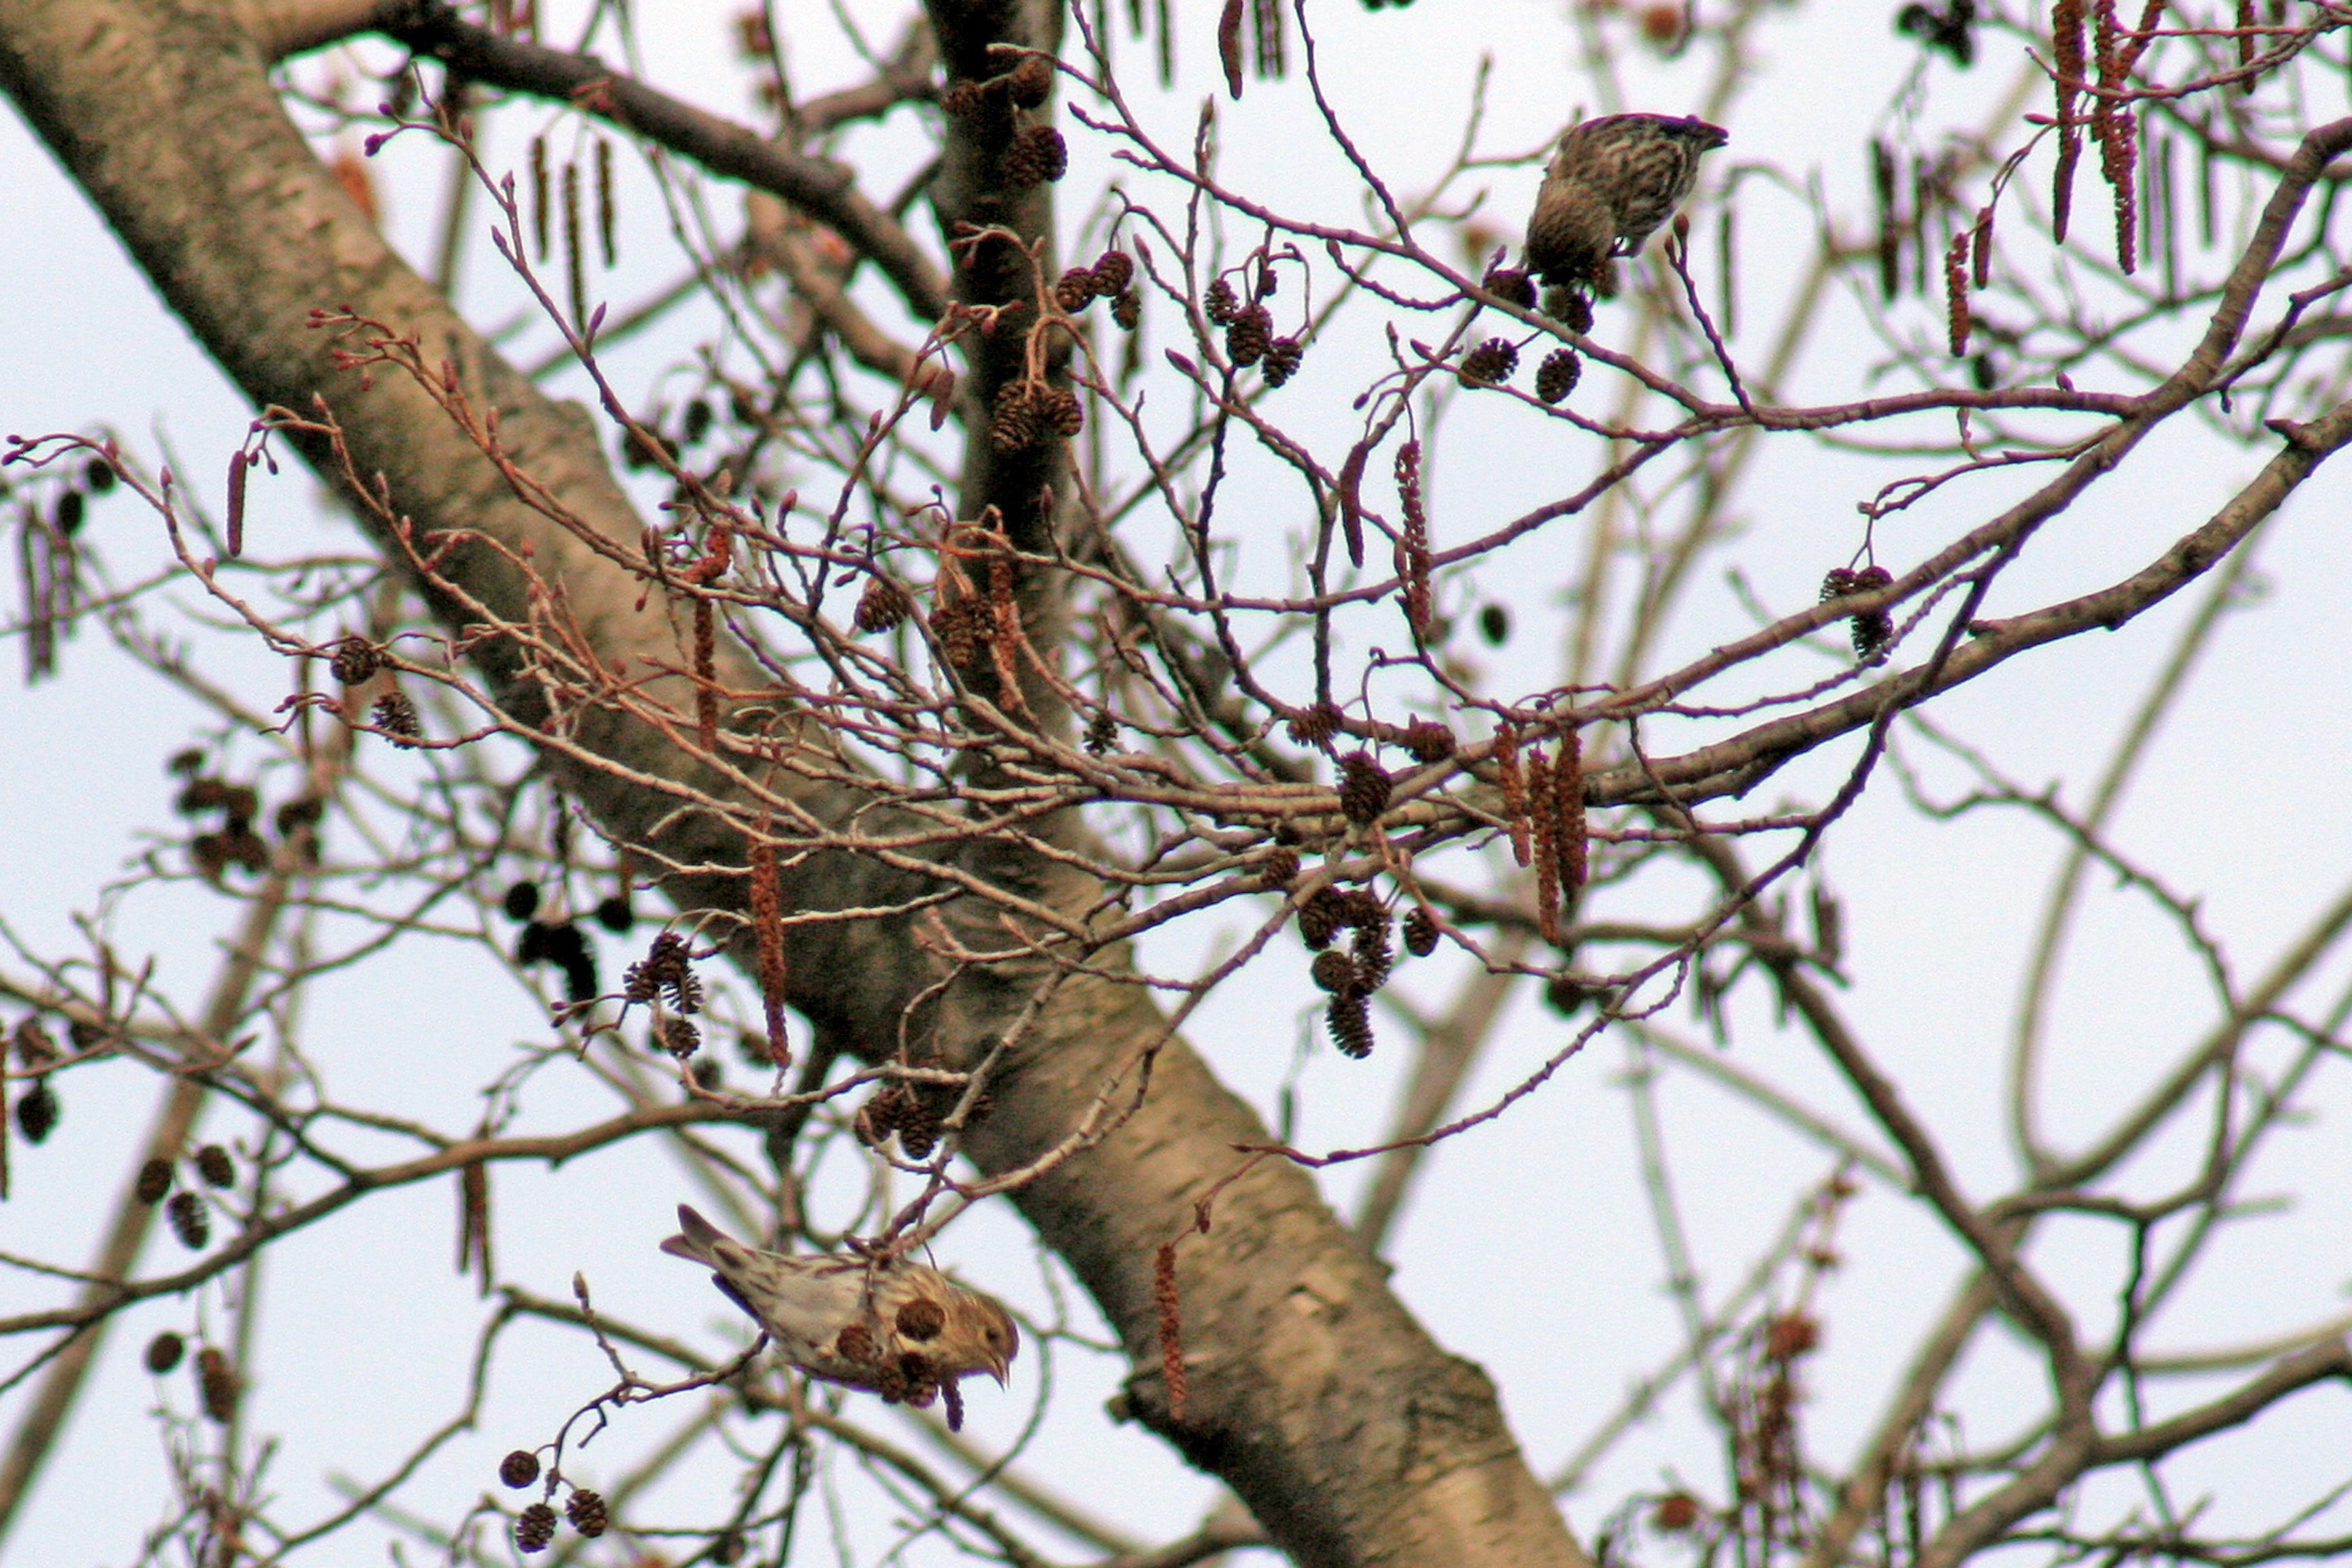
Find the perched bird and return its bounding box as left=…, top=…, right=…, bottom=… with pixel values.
left=1524, top=113, right=1729, bottom=297
left=660, top=1205, right=1017, bottom=1409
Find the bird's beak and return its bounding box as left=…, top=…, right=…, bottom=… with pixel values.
left=990, top=1357, right=1010, bottom=1388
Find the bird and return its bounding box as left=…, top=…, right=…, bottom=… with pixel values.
left=1524, top=113, right=1729, bottom=297
left=659, top=1205, right=1017, bottom=1409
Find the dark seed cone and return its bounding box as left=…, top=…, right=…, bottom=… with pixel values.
left=500, top=1450, right=542, bottom=1488
left=1826, top=566, right=1895, bottom=661
left=328, top=637, right=382, bottom=685
left=136, top=1157, right=173, bottom=1204
left=854, top=576, right=912, bottom=633
left=16, top=1081, right=57, bottom=1145
left=565, top=1488, right=609, bottom=1539
left=1204, top=278, right=1240, bottom=325
left=896, top=1298, right=947, bottom=1341
left=1084, top=710, right=1119, bottom=755
left=194, top=1145, right=234, bottom=1188
left=1484, top=266, right=1537, bottom=308
left=835, top=1322, right=879, bottom=1363
left=1337, top=751, right=1392, bottom=825
left=197, top=1346, right=240, bottom=1423
left=1090, top=249, right=1134, bottom=295
left=1297, top=887, right=1348, bottom=949
left=1055, top=267, right=1099, bottom=312
left=1260, top=845, right=1301, bottom=889
left=1458, top=338, right=1519, bottom=387
left=594, top=893, right=634, bottom=933
left=1043, top=386, right=1085, bottom=438
left=1350, top=917, right=1394, bottom=992
left=939, top=80, right=989, bottom=119
left=144, top=1332, right=185, bottom=1374
left=1326, top=992, right=1375, bottom=1059
left=1403, top=906, right=1439, bottom=957
left=660, top=1017, right=702, bottom=1059
left=514, top=1502, right=557, bottom=1553
left=1311, top=949, right=1359, bottom=994
left=372, top=689, right=421, bottom=747
left=1224, top=304, right=1273, bottom=367
left=1005, top=54, right=1054, bottom=108
left=623, top=932, right=691, bottom=1006
left=1111, top=289, right=1142, bottom=331
left=1535, top=348, right=1583, bottom=404
left=1285, top=702, right=1341, bottom=749
left=1261, top=336, right=1304, bottom=387
left=1002, top=123, right=1068, bottom=186
left=1402, top=719, right=1456, bottom=762
left=990, top=380, right=1049, bottom=451
left=502, top=881, right=541, bottom=921
left=1543, top=288, right=1597, bottom=333
left=167, top=1190, right=210, bottom=1250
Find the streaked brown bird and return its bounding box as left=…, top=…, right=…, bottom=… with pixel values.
left=1524, top=113, right=1729, bottom=297
left=660, top=1205, right=1017, bottom=1408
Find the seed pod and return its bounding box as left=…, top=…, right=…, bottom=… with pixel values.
left=500, top=1450, right=542, bottom=1488
left=1224, top=303, right=1273, bottom=366
left=1325, top=991, right=1374, bottom=1059
left=1084, top=710, right=1119, bottom=755
left=194, top=1145, right=235, bottom=1188
left=1204, top=278, right=1240, bottom=325
left=1002, top=123, right=1068, bottom=186
left=659, top=1017, right=702, bottom=1059
left=1458, top=337, right=1518, bottom=387
left=1111, top=289, right=1142, bottom=331
left=1402, top=720, right=1455, bottom=763
left=854, top=574, right=913, bottom=634
left=197, top=1346, right=240, bottom=1423
left=16, top=1081, right=57, bottom=1145
left=514, top=1502, right=557, bottom=1552
left=1337, top=751, right=1392, bottom=825
left=372, top=689, right=421, bottom=746
left=1535, top=348, right=1582, bottom=404
left=1055, top=266, right=1099, bottom=312
left=896, top=1298, right=947, bottom=1341
left=136, top=1157, right=174, bottom=1205
left=167, top=1190, right=210, bottom=1250
left=1261, top=336, right=1304, bottom=387
left=594, top=893, right=634, bottom=933
left=1484, top=266, right=1537, bottom=308
left=1005, top=54, right=1054, bottom=108
left=1297, top=887, right=1347, bottom=949
left=565, top=1488, right=609, bottom=1539
left=1259, top=845, right=1301, bottom=888
left=1403, top=906, right=1439, bottom=957
left=1090, top=248, right=1134, bottom=295
left=144, top=1332, right=186, bottom=1374
left=1310, top=949, right=1359, bottom=994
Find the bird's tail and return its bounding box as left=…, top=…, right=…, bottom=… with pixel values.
left=659, top=1203, right=732, bottom=1265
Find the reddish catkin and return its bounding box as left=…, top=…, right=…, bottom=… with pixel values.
left=562, top=159, right=585, bottom=330
left=1944, top=231, right=1972, bottom=356
left=457, top=1160, right=491, bottom=1295
left=1216, top=0, right=1244, bottom=98
left=2053, top=0, right=2086, bottom=244
left=225, top=451, right=249, bottom=558
left=529, top=135, right=549, bottom=261
left=1970, top=206, right=1995, bottom=289
left=749, top=826, right=789, bottom=1064
left=1496, top=722, right=1531, bottom=866
left=595, top=136, right=616, bottom=267
left=1396, top=440, right=1431, bottom=640
left=693, top=597, right=717, bottom=752
left=1555, top=727, right=1587, bottom=907
left=1155, top=1242, right=1187, bottom=1421
left=1529, top=747, right=1561, bottom=947
left=2110, top=112, right=2138, bottom=273
left=2089, top=0, right=2117, bottom=148
left=2236, top=0, right=2255, bottom=71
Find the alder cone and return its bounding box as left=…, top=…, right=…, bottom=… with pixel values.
left=513, top=1503, right=557, bottom=1552
left=1337, top=751, right=1392, bottom=824
left=1002, top=124, right=1067, bottom=186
